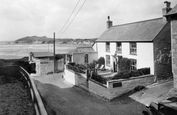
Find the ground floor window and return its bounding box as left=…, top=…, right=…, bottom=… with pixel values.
left=106, top=55, right=111, bottom=67
left=130, top=59, right=137, bottom=71
left=85, top=54, right=88, bottom=64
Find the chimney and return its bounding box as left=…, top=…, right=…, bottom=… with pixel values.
left=107, top=16, right=113, bottom=29
left=162, top=1, right=172, bottom=21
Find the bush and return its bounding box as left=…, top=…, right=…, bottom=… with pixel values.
left=91, top=72, right=107, bottom=84
left=66, top=64, right=86, bottom=74
left=54, top=69, right=63, bottom=73
left=87, top=60, right=97, bottom=70
left=118, top=58, right=131, bottom=72
left=98, top=57, right=105, bottom=67
left=112, top=67, right=150, bottom=80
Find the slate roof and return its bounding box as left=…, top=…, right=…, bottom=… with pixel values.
left=68, top=47, right=96, bottom=54
left=32, top=52, right=53, bottom=58
left=97, top=18, right=167, bottom=42
left=165, top=4, right=177, bottom=16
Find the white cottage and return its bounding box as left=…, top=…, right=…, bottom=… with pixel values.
left=93, top=2, right=172, bottom=77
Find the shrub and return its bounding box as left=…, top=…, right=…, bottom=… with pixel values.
left=91, top=72, right=107, bottom=84
left=54, top=69, right=63, bottom=73
left=87, top=60, right=97, bottom=70
left=112, top=67, right=151, bottom=80
left=118, top=58, right=131, bottom=72
left=66, top=64, right=86, bottom=74
left=97, top=57, right=105, bottom=67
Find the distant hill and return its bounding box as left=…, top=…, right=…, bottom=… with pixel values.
left=14, top=36, right=97, bottom=45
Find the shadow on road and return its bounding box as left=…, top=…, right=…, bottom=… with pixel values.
left=34, top=79, right=146, bottom=115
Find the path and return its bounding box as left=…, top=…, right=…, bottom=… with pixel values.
left=33, top=73, right=146, bottom=115
left=130, top=80, right=173, bottom=106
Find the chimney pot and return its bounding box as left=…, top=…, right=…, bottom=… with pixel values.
left=164, top=1, right=171, bottom=8
left=107, top=16, right=113, bottom=29
left=108, top=16, right=110, bottom=21
left=162, top=1, right=172, bottom=22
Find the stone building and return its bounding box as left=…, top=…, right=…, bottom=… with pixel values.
left=164, top=2, right=177, bottom=89
left=29, top=52, right=60, bottom=76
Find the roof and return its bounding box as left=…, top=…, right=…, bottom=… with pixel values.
left=31, top=52, right=53, bottom=58
left=97, top=18, right=167, bottom=42
left=165, top=4, right=177, bottom=16
left=68, top=47, right=96, bottom=54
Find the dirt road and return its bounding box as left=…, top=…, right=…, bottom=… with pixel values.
left=33, top=74, right=146, bottom=115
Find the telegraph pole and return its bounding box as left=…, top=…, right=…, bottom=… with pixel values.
left=53, top=32, right=56, bottom=73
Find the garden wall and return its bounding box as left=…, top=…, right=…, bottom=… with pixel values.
left=89, top=75, right=154, bottom=100
left=64, top=66, right=154, bottom=100
left=63, top=67, right=87, bottom=86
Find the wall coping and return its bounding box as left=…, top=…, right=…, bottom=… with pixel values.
left=108, top=74, right=154, bottom=83
left=89, top=78, right=107, bottom=88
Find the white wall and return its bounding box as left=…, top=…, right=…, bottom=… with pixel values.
left=96, top=42, right=154, bottom=74
left=137, top=43, right=154, bottom=74
left=73, top=52, right=98, bottom=64
left=73, top=53, right=85, bottom=64
left=89, top=53, right=98, bottom=63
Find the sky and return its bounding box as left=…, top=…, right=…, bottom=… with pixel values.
left=0, top=0, right=177, bottom=41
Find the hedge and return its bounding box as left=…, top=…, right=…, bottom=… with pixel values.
left=118, top=57, right=131, bottom=72
left=67, top=63, right=86, bottom=74
left=112, top=67, right=150, bottom=80
left=91, top=72, right=107, bottom=84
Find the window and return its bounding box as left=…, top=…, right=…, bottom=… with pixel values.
left=106, top=55, right=110, bottom=66
left=130, top=42, right=137, bottom=55
left=116, top=42, right=122, bottom=53
left=106, top=42, right=110, bottom=52
left=85, top=54, right=88, bottom=64
left=130, top=59, right=137, bottom=71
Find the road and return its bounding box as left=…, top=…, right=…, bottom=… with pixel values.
left=33, top=73, right=146, bottom=115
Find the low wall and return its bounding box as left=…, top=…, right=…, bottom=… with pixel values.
left=63, top=67, right=87, bottom=86
left=64, top=68, right=78, bottom=85
left=89, top=79, right=111, bottom=99
left=64, top=66, right=154, bottom=100
left=0, top=66, right=47, bottom=115
left=89, top=75, right=154, bottom=100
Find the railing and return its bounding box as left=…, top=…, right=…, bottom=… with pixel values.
left=0, top=66, right=47, bottom=115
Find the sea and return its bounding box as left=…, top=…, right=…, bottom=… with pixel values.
left=0, top=43, right=89, bottom=59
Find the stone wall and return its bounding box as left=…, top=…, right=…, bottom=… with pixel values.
left=32, top=58, right=63, bottom=76
left=89, top=75, right=154, bottom=100
left=171, top=20, right=177, bottom=89
left=108, top=75, right=154, bottom=99
left=153, top=22, right=172, bottom=81
left=40, top=60, right=54, bottom=75
left=89, top=79, right=111, bottom=99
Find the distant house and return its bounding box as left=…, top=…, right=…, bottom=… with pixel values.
left=93, top=1, right=172, bottom=80
left=29, top=52, right=60, bottom=76
left=65, top=46, right=98, bottom=65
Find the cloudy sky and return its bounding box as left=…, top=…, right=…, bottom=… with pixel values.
left=0, top=0, right=177, bottom=41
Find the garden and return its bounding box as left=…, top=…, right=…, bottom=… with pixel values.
left=65, top=57, right=151, bottom=85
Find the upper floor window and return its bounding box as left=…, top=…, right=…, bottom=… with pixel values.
left=116, top=42, right=122, bottom=53
left=106, top=42, right=110, bottom=52
left=106, top=55, right=111, bottom=67
left=130, top=59, right=137, bottom=71
left=130, top=42, right=137, bottom=55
